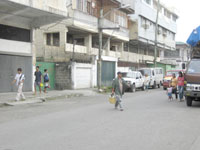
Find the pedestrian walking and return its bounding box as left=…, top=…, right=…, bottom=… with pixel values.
left=166, top=84, right=173, bottom=101
left=34, top=66, right=42, bottom=95
left=12, top=68, right=25, bottom=101
left=112, top=72, right=128, bottom=111
left=144, top=74, right=150, bottom=91
left=177, top=71, right=185, bottom=101
left=171, top=73, right=178, bottom=99
left=43, top=69, right=50, bottom=93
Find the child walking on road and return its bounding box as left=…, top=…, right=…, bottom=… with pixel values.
left=167, top=84, right=173, bottom=101
left=12, top=68, right=25, bottom=101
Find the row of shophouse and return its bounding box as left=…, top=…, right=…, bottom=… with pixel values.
left=0, top=0, right=189, bottom=92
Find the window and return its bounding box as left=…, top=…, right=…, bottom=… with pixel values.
left=172, top=15, right=177, bottom=22
left=162, top=28, right=167, bottom=37
left=152, top=70, right=155, bottom=76
left=77, top=0, right=83, bottom=11
left=188, top=60, right=200, bottom=74
left=172, top=33, right=175, bottom=40
left=53, top=33, right=59, bottom=46
left=46, top=33, right=51, bottom=45
left=164, top=9, right=171, bottom=19
left=0, top=24, right=30, bottom=42
left=144, top=0, right=151, bottom=5
left=87, top=1, right=92, bottom=14
left=114, top=11, right=128, bottom=28
left=46, top=33, right=60, bottom=47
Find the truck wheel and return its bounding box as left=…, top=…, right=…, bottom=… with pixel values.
left=130, top=84, right=136, bottom=93
left=153, top=81, right=156, bottom=89
left=186, top=96, right=192, bottom=107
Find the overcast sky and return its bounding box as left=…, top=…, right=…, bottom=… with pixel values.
left=164, top=0, right=200, bottom=42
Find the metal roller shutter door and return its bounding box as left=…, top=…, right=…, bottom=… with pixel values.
left=76, top=68, right=91, bottom=89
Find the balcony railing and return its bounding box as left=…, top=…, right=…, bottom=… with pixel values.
left=65, top=43, right=87, bottom=53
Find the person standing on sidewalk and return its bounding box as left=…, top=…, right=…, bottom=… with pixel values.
left=177, top=71, right=185, bottom=101
left=34, top=66, right=42, bottom=95
left=171, top=73, right=178, bottom=100
left=112, top=72, right=127, bottom=111
left=43, top=69, right=50, bottom=93
left=12, top=68, right=25, bottom=101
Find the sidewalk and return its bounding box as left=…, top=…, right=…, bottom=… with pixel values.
left=0, top=89, right=99, bottom=106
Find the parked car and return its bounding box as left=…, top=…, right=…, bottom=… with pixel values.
left=163, top=70, right=183, bottom=90
left=138, top=68, right=163, bottom=89
left=122, top=71, right=145, bottom=92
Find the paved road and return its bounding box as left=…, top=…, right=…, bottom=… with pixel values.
left=1, top=89, right=200, bottom=150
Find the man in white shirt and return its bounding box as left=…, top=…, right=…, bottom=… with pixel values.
left=12, top=68, right=25, bottom=101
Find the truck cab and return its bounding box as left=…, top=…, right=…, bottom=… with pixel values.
left=185, top=59, right=200, bottom=106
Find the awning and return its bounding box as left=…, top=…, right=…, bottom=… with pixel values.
left=187, top=26, right=200, bottom=47
left=0, top=0, right=68, bottom=28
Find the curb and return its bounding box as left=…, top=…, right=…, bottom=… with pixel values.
left=0, top=92, right=86, bottom=108
left=4, top=99, right=44, bottom=106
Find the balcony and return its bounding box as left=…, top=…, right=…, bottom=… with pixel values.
left=69, top=9, right=98, bottom=33
left=102, top=19, right=129, bottom=41
left=65, top=43, right=87, bottom=54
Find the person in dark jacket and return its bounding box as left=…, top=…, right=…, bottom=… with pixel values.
left=112, top=72, right=128, bottom=111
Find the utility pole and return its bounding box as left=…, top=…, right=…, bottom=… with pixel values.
left=154, top=0, right=160, bottom=67
left=97, top=0, right=103, bottom=90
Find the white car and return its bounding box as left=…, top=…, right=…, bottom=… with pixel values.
left=122, top=71, right=145, bottom=92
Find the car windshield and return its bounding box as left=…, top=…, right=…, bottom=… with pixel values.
left=187, top=60, right=200, bottom=74
left=166, top=71, right=179, bottom=77
left=122, top=72, right=136, bottom=78
left=139, top=69, right=151, bottom=76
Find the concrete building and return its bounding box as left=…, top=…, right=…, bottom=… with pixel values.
left=118, top=0, right=178, bottom=71
left=35, top=0, right=134, bottom=89
left=0, top=0, right=68, bottom=92
left=161, top=42, right=191, bottom=70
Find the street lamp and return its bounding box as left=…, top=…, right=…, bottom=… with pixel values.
left=97, top=3, right=131, bottom=90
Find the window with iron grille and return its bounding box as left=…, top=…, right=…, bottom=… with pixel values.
left=46, top=33, right=60, bottom=47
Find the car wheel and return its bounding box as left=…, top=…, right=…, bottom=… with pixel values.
left=163, top=87, right=167, bottom=90
left=153, top=81, right=156, bottom=89
left=142, top=84, right=145, bottom=91
left=186, top=96, right=192, bottom=107
left=158, top=83, right=160, bottom=88
left=130, top=84, right=136, bottom=93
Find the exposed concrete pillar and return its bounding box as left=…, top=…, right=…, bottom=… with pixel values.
left=119, top=42, right=124, bottom=59
left=60, top=27, right=68, bottom=51
left=84, top=34, right=92, bottom=54
left=31, top=28, right=36, bottom=92
left=105, top=38, right=110, bottom=56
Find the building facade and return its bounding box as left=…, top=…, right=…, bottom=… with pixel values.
left=160, top=42, right=191, bottom=70
left=118, top=0, right=178, bottom=71
left=0, top=0, right=68, bottom=92
left=35, top=0, right=134, bottom=89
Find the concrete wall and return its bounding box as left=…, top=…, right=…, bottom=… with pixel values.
left=9, top=0, right=68, bottom=15
left=35, top=24, right=69, bottom=62
left=55, top=62, right=72, bottom=90
left=0, top=39, right=31, bottom=55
